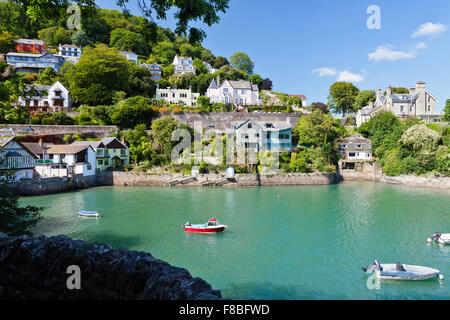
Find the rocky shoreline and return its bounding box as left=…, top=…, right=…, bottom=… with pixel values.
left=0, top=234, right=221, bottom=300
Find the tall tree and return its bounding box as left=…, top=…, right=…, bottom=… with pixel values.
left=66, top=44, right=131, bottom=105
left=354, top=90, right=376, bottom=112
left=118, top=0, right=230, bottom=43
left=262, top=78, right=273, bottom=91
left=229, top=52, right=254, bottom=75
left=328, top=82, right=360, bottom=116
left=444, top=99, right=450, bottom=122
left=0, top=31, right=16, bottom=54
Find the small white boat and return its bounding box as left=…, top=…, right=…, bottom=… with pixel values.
left=78, top=210, right=101, bottom=217
left=428, top=232, right=450, bottom=245
left=362, top=260, right=443, bottom=281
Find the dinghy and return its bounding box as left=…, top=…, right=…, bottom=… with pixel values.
left=428, top=232, right=450, bottom=245
left=78, top=210, right=101, bottom=218
left=362, top=260, right=443, bottom=280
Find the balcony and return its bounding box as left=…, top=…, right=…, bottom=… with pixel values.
left=36, top=159, right=54, bottom=164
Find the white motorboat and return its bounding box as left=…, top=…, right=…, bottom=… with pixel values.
left=362, top=260, right=443, bottom=280
left=78, top=210, right=101, bottom=218
left=428, top=232, right=450, bottom=245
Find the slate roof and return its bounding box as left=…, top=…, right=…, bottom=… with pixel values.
left=21, top=142, right=48, bottom=156
left=47, top=145, right=91, bottom=154
left=228, top=80, right=258, bottom=91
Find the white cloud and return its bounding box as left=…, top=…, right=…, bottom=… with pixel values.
left=368, top=45, right=415, bottom=61
left=412, top=22, right=447, bottom=38
left=337, top=71, right=364, bottom=83
left=416, top=42, right=427, bottom=49
left=312, top=67, right=337, bottom=77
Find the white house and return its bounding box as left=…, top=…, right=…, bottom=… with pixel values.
left=172, top=55, right=196, bottom=75
left=45, top=144, right=96, bottom=177
left=119, top=51, right=138, bottom=65
left=232, top=119, right=293, bottom=153
left=18, top=81, right=72, bottom=113
left=356, top=82, right=442, bottom=127
left=203, top=61, right=218, bottom=74
left=0, top=137, right=37, bottom=182
left=336, top=135, right=372, bottom=160
left=156, top=86, right=200, bottom=107
left=58, top=44, right=81, bottom=63
left=206, top=76, right=262, bottom=106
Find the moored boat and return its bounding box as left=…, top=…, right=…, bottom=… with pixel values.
left=184, top=218, right=227, bottom=233
left=78, top=210, right=101, bottom=218
left=362, top=260, right=443, bottom=280
left=428, top=232, right=450, bottom=245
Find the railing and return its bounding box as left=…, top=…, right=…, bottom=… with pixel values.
left=36, top=159, right=54, bottom=164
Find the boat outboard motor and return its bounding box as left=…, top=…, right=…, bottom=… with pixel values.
left=433, top=232, right=442, bottom=240
left=362, top=260, right=383, bottom=273
left=396, top=262, right=406, bottom=272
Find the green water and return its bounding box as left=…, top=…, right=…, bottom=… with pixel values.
left=22, top=182, right=450, bottom=300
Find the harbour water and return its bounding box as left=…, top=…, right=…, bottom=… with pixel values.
left=23, top=182, right=450, bottom=299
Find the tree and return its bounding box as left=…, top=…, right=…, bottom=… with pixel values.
left=153, top=40, right=177, bottom=65
left=119, top=0, right=230, bottom=42
left=262, top=78, right=273, bottom=91
left=52, top=111, right=74, bottom=125
left=354, top=90, right=376, bottom=112
left=128, top=65, right=156, bottom=98
left=111, top=96, right=157, bottom=129
left=197, top=96, right=211, bottom=112
left=0, top=184, right=42, bottom=236
left=293, top=110, right=343, bottom=148
left=310, top=102, right=329, bottom=114
left=38, top=26, right=73, bottom=47
left=0, top=31, right=16, bottom=54
left=193, top=58, right=208, bottom=75
left=213, top=56, right=229, bottom=69
left=328, top=82, right=360, bottom=116
left=37, top=66, right=58, bottom=85
left=110, top=28, right=148, bottom=56
left=229, top=52, right=254, bottom=75
left=179, top=43, right=202, bottom=59
left=444, top=99, right=450, bottom=122
left=384, top=87, right=409, bottom=95
left=71, top=29, right=88, bottom=47
left=248, top=74, right=263, bottom=90
left=151, top=116, right=179, bottom=156
left=65, top=44, right=130, bottom=105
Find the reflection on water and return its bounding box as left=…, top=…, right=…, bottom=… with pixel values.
left=23, top=182, right=450, bottom=300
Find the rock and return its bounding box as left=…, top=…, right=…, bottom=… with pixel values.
left=0, top=235, right=221, bottom=300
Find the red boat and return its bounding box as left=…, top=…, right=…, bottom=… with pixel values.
left=184, top=218, right=227, bottom=233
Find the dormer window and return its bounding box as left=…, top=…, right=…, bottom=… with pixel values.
left=248, top=123, right=252, bottom=129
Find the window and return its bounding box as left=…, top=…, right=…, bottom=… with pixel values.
left=104, top=159, right=109, bottom=166
left=400, top=106, right=404, bottom=113
left=87, top=164, right=92, bottom=170
left=349, top=152, right=356, bottom=158
left=98, top=160, right=103, bottom=165
left=223, top=88, right=228, bottom=93
left=248, top=123, right=252, bottom=129
left=356, top=144, right=362, bottom=148
left=121, top=149, right=127, bottom=156
left=242, top=134, right=249, bottom=139
left=265, top=132, right=271, bottom=139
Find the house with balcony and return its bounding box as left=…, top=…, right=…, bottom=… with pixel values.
left=336, top=135, right=372, bottom=161
left=232, top=119, right=293, bottom=153
left=15, top=39, right=46, bottom=54
left=141, top=62, right=162, bottom=81
left=172, top=55, right=196, bottom=75
left=70, top=137, right=129, bottom=170
left=156, top=86, right=200, bottom=107
left=6, top=51, right=66, bottom=73
left=0, top=137, right=38, bottom=182
left=58, top=44, right=81, bottom=63
left=206, top=76, right=262, bottom=106
left=17, top=81, right=72, bottom=114
left=45, top=144, right=96, bottom=177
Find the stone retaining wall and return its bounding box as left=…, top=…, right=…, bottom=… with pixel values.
left=381, top=174, right=450, bottom=189
left=2, top=124, right=119, bottom=137
left=97, top=171, right=341, bottom=187
left=9, top=175, right=97, bottom=196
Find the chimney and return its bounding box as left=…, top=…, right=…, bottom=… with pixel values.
left=409, top=86, right=415, bottom=95
left=369, top=100, right=374, bottom=108
left=376, top=87, right=382, bottom=99
left=217, top=75, right=221, bottom=87
left=387, top=84, right=392, bottom=96
left=38, top=137, right=44, bottom=147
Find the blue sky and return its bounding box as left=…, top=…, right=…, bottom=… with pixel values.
left=97, top=0, right=450, bottom=111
